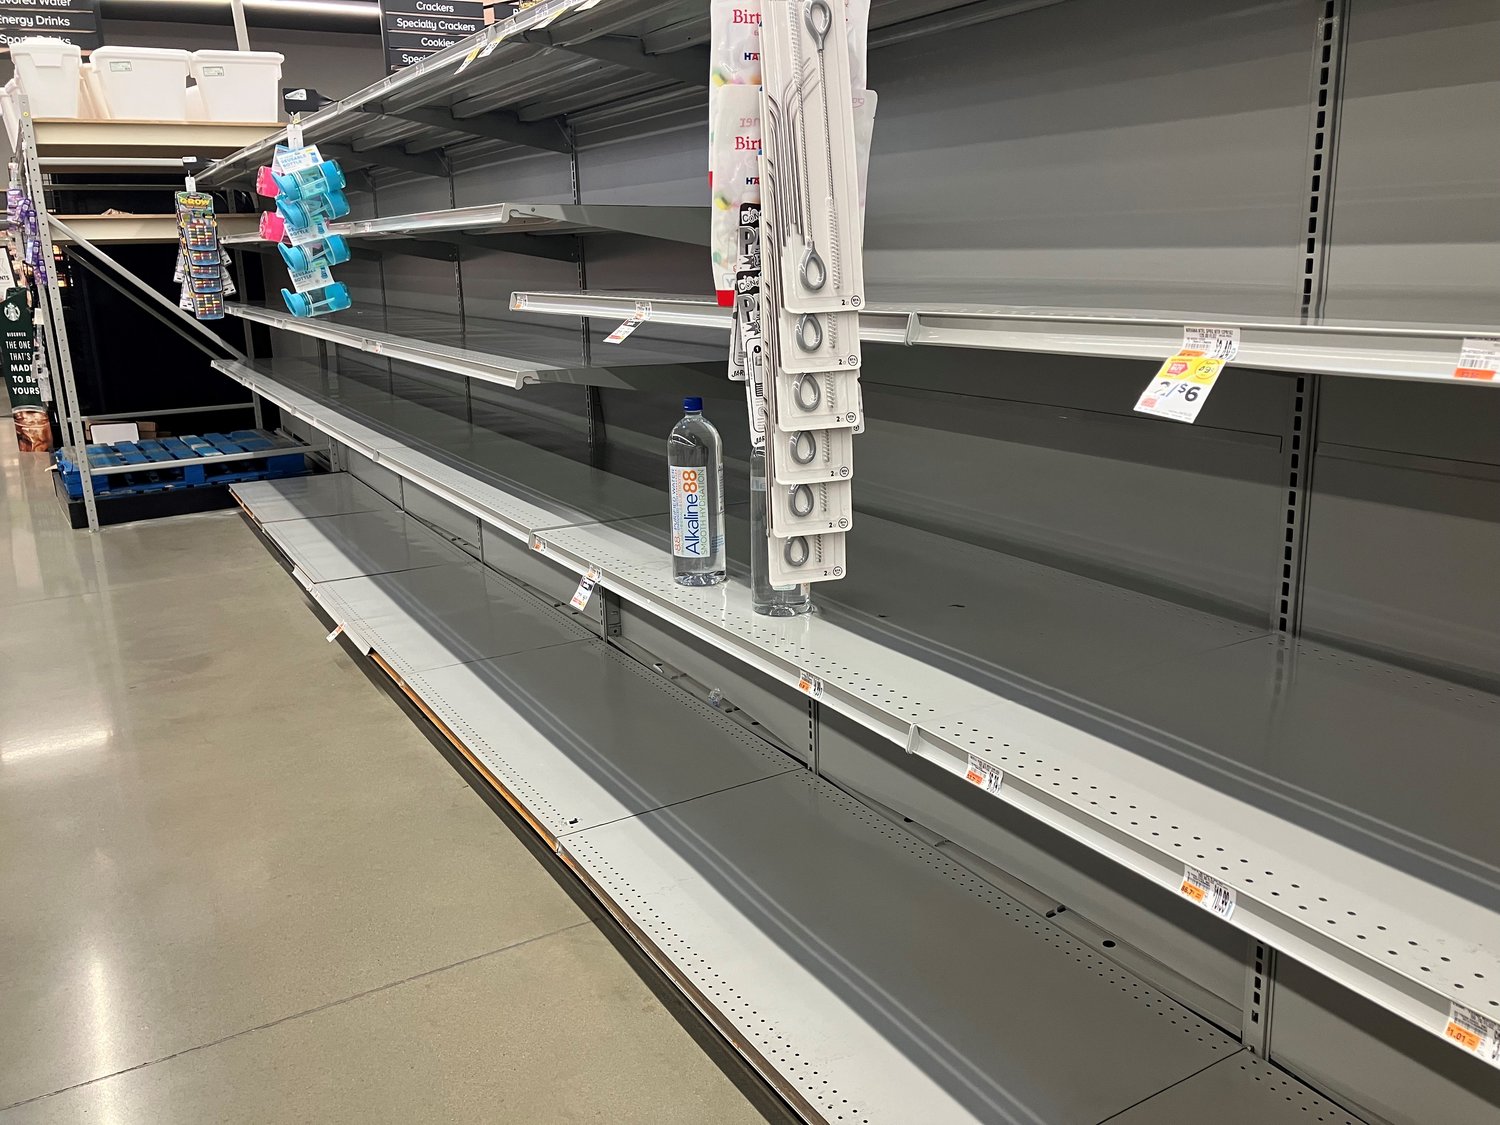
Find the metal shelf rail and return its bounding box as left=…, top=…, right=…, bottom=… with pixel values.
left=230, top=469, right=1365, bottom=1125
left=50, top=214, right=259, bottom=244
left=214, top=355, right=1500, bottom=1064
left=512, top=289, right=1500, bottom=387
left=224, top=302, right=723, bottom=389
left=221, top=203, right=709, bottom=260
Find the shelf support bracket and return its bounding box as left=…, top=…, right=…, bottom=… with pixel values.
left=903, top=311, right=922, bottom=346
left=375, top=238, right=461, bottom=262
left=521, top=32, right=709, bottom=86
left=322, top=142, right=446, bottom=179
left=384, top=106, right=572, bottom=154
left=454, top=232, right=580, bottom=264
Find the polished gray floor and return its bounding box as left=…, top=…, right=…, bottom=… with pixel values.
left=0, top=443, right=772, bottom=1124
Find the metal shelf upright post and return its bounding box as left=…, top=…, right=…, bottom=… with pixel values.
left=15, top=94, right=98, bottom=529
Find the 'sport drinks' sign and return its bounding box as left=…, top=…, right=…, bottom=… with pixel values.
left=379, top=0, right=486, bottom=73
left=0, top=0, right=101, bottom=52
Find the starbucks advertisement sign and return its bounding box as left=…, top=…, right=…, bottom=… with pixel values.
left=2, top=289, right=51, bottom=452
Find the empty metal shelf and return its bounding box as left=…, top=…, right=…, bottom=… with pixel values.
left=233, top=472, right=1360, bottom=1123
left=225, top=303, right=722, bottom=390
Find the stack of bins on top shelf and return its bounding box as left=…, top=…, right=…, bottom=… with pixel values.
left=5, top=40, right=283, bottom=124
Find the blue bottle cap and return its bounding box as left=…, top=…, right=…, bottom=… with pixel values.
left=277, top=241, right=307, bottom=272
left=683, top=397, right=703, bottom=411
left=281, top=288, right=310, bottom=317
left=276, top=197, right=308, bottom=229
left=270, top=169, right=302, bottom=199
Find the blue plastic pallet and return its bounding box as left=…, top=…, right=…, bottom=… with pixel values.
left=55, top=429, right=307, bottom=500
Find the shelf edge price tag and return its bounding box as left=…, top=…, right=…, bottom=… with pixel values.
left=1179, top=865, right=1236, bottom=920
left=456, top=42, right=485, bottom=74
left=964, top=755, right=1004, bottom=795
left=569, top=567, right=600, bottom=611
left=479, top=34, right=505, bottom=58
left=1453, top=337, right=1500, bottom=381
left=796, top=670, right=823, bottom=699
left=604, top=301, right=653, bottom=345
left=1135, top=326, right=1240, bottom=424
left=1446, top=1003, right=1500, bottom=1065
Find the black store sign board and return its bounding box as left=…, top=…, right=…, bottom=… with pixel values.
left=0, top=0, right=100, bottom=52
left=380, top=0, right=484, bottom=74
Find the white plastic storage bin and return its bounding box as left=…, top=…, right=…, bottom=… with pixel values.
left=79, top=63, right=110, bottom=120
left=89, top=46, right=191, bottom=121
left=190, top=50, right=284, bottom=123
left=0, top=83, right=17, bottom=148
left=186, top=86, right=205, bottom=121
left=10, top=38, right=81, bottom=118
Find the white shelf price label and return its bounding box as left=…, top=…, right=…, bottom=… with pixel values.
left=604, top=302, right=652, bottom=344
left=1445, top=1004, right=1500, bottom=1065
left=1454, top=337, right=1500, bottom=382
left=1179, top=866, right=1236, bottom=920
left=964, top=755, right=1004, bottom=795
left=326, top=623, right=345, bottom=643
left=569, top=568, right=600, bottom=611
left=796, top=670, right=824, bottom=699
left=456, top=42, right=484, bottom=74
left=1135, top=326, right=1240, bottom=424
left=1181, top=326, right=1241, bottom=360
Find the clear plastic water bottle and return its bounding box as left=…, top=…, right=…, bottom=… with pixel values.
left=668, top=397, right=726, bottom=586
left=750, top=448, right=812, bottom=615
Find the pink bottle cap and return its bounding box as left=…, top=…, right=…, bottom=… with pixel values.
left=259, top=211, right=286, bottom=242
left=254, top=166, right=280, bottom=198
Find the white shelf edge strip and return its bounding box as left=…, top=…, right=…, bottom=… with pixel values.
left=215, top=358, right=1500, bottom=1060
left=227, top=304, right=539, bottom=388
left=510, top=290, right=1500, bottom=386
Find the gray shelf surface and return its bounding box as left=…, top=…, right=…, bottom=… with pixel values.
left=227, top=357, right=684, bottom=524
left=1109, top=1053, right=1364, bottom=1125
left=226, top=302, right=722, bottom=389
left=220, top=355, right=1500, bottom=1050
left=253, top=506, right=470, bottom=585
left=511, top=288, right=1500, bottom=386
left=234, top=472, right=389, bottom=523
left=318, top=562, right=590, bottom=676
left=231, top=471, right=1361, bottom=1125
left=223, top=203, right=708, bottom=249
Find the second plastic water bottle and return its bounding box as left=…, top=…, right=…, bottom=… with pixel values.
left=668, top=397, right=726, bottom=586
